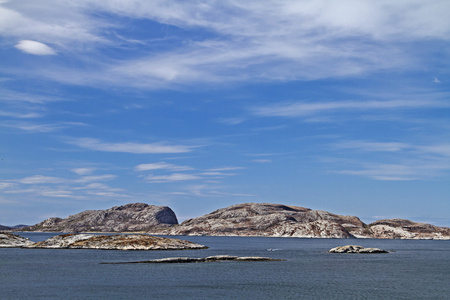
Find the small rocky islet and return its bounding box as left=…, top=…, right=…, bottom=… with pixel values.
left=104, top=255, right=285, bottom=264
left=0, top=232, right=207, bottom=250
left=328, top=245, right=389, bottom=254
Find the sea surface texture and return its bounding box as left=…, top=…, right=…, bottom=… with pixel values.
left=1, top=233, right=449, bottom=299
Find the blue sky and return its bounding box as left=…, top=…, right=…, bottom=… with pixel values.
left=1, top=0, right=450, bottom=226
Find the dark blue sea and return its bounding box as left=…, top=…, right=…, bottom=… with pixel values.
left=1, top=233, right=449, bottom=299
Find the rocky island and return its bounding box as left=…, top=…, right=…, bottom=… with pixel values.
left=19, top=203, right=178, bottom=232
left=0, top=232, right=33, bottom=248
left=329, top=245, right=389, bottom=253
left=13, top=202, right=450, bottom=240
left=26, top=233, right=207, bottom=250
left=0, top=232, right=207, bottom=250
left=156, top=203, right=450, bottom=240
left=104, top=255, right=284, bottom=264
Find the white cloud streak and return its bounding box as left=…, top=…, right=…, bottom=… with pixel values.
left=71, top=168, right=96, bottom=175
left=18, top=175, right=65, bottom=184
left=69, top=138, right=196, bottom=154
left=252, top=99, right=450, bottom=117
left=333, top=140, right=450, bottom=180
left=134, top=162, right=193, bottom=172
left=145, top=173, right=201, bottom=183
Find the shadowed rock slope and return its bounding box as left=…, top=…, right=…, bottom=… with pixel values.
left=20, top=203, right=178, bottom=233
left=159, top=203, right=368, bottom=238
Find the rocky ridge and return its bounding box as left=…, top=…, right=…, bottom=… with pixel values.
left=19, top=203, right=178, bottom=232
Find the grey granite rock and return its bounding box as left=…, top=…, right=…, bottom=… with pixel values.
left=104, top=255, right=284, bottom=264
left=157, top=203, right=367, bottom=238
left=19, top=203, right=178, bottom=233
left=329, top=245, right=389, bottom=253
left=25, top=233, right=207, bottom=250
left=0, top=232, right=33, bottom=248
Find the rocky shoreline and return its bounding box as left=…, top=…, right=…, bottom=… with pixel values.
left=0, top=232, right=207, bottom=250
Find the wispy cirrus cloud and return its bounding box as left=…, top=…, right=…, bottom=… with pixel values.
left=134, top=162, right=193, bottom=172
left=0, top=110, right=43, bottom=119
left=144, top=173, right=201, bottom=183
left=332, top=140, right=450, bottom=180
left=2, top=169, right=126, bottom=201
left=252, top=99, right=450, bottom=118
left=18, top=175, right=65, bottom=184
left=69, top=138, right=197, bottom=154
left=2, top=1, right=450, bottom=87
left=0, top=121, right=87, bottom=133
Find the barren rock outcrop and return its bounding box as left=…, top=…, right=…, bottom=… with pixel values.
left=152, top=203, right=449, bottom=240
left=329, top=245, right=389, bottom=253
left=368, top=219, right=450, bottom=240
left=104, top=255, right=284, bottom=264
left=0, top=232, right=33, bottom=248
left=19, top=203, right=178, bottom=232
left=158, top=203, right=367, bottom=238
left=26, top=233, right=207, bottom=250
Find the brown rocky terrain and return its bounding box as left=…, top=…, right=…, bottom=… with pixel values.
left=19, top=203, right=178, bottom=232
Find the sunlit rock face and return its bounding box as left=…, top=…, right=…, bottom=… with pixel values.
left=0, top=232, right=33, bottom=248
left=19, top=203, right=178, bottom=233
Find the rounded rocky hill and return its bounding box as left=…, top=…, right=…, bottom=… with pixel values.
left=165, top=202, right=367, bottom=238
left=20, top=203, right=178, bottom=233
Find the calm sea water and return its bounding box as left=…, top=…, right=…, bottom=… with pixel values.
left=1, top=233, right=449, bottom=299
